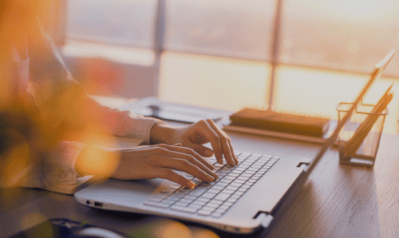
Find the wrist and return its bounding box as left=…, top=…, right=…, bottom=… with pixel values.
left=75, top=146, right=120, bottom=177
left=150, top=123, right=176, bottom=144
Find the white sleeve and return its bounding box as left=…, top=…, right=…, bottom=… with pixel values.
left=18, top=141, right=84, bottom=194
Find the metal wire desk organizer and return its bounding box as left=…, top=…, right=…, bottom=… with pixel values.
left=336, top=84, right=393, bottom=168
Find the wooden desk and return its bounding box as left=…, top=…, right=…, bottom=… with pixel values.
left=1, top=113, right=399, bottom=237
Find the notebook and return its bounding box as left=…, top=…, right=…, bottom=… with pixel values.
left=74, top=50, right=395, bottom=234
left=229, top=109, right=330, bottom=137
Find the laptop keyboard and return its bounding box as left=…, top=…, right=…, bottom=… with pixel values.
left=144, top=151, right=280, bottom=218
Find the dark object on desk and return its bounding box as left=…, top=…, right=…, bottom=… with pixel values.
left=10, top=218, right=126, bottom=238
left=135, top=104, right=222, bottom=124
left=230, top=108, right=330, bottom=137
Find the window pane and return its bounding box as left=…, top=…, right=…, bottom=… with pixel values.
left=159, top=52, right=271, bottom=111
left=165, top=0, right=276, bottom=61
left=280, top=0, right=399, bottom=77
left=274, top=65, right=399, bottom=133
left=66, top=0, right=156, bottom=48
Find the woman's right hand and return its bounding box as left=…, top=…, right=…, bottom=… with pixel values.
left=113, top=144, right=218, bottom=188
left=76, top=144, right=218, bottom=188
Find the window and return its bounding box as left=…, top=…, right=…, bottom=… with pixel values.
left=63, top=0, right=399, bottom=133
left=160, top=0, right=275, bottom=111
left=67, top=0, right=156, bottom=48
left=280, top=0, right=399, bottom=76
left=164, top=0, right=275, bottom=61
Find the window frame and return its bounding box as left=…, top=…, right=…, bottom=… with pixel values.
left=58, top=0, right=397, bottom=109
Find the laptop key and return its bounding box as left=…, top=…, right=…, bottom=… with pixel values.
left=144, top=201, right=171, bottom=208
left=208, top=188, right=222, bottom=193
left=174, top=201, right=190, bottom=207
left=217, top=182, right=229, bottom=187
left=205, top=203, right=219, bottom=208
left=188, top=189, right=207, bottom=197
left=242, top=171, right=255, bottom=176
left=180, top=198, right=195, bottom=203
left=169, top=193, right=185, bottom=198
left=245, top=181, right=254, bottom=186
left=220, top=204, right=230, bottom=210
left=225, top=175, right=238, bottom=180
left=171, top=206, right=198, bottom=213
left=231, top=194, right=240, bottom=199
left=209, top=200, right=223, bottom=205
left=188, top=204, right=203, bottom=209
left=161, top=199, right=176, bottom=205
left=212, top=212, right=223, bottom=218
left=234, top=167, right=245, bottom=172
left=198, top=210, right=213, bottom=216
left=216, top=207, right=228, bottom=213
left=202, top=206, right=217, bottom=212
left=165, top=196, right=180, bottom=201
left=197, top=197, right=211, bottom=203
left=227, top=198, right=238, bottom=203
left=185, top=194, right=198, bottom=199
left=148, top=197, right=163, bottom=202
left=232, top=180, right=245, bottom=185
left=176, top=190, right=190, bottom=195
left=221, top=189, right=235, bottom=195
left=201, top=193, right=216, bottom=199
left=214, top=193, right=230, bottom=201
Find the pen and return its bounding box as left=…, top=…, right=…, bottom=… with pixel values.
left=343, top=92, right=393, bottom=158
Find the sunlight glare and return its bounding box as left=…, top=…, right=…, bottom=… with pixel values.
left=333, top=0, right=380, bottom=20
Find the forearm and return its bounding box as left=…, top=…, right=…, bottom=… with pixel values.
left=75, top=145, right=120, bottom=178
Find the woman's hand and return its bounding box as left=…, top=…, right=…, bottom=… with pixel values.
left=76, top=143, right=219, bottom=188
left=150, top=119, right=238, bottom=165
left=113, top=144, right=219, bottom=187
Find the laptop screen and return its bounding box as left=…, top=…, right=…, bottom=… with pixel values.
left=305, top=49, right=395, bottom=176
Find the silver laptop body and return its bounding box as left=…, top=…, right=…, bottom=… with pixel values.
left=74, top=50, right=394, bottom=234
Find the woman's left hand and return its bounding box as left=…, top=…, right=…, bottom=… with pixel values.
left=150, top=119, right=238, bottom=165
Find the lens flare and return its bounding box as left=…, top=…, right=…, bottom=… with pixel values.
left=21, top=212, right=53, bottom=238
left=2, top=141, right=31, bottom=187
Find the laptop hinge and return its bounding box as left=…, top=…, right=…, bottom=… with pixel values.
left=297, top=158, right=310, bottom=172
left=254, top=212, right=274, bottom=228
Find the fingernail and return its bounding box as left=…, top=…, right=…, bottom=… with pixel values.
left=207, top=175, right=215, bottom=181
left=187, top=181, right=195, bottom=189
left=205, top=149, right=213, bottom=157
left=175, top=143, right=182, bottom=146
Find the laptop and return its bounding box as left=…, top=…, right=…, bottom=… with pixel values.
left=74, top=50, right=395, bottom=234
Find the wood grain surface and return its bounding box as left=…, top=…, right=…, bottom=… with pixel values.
left=0, top=133, right=398, bottom=238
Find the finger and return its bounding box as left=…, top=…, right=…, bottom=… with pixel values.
left=150, top=155, right=216, bottom=182
left=190, top=143, right=214, bottom=158
left=173, top=150, right=218, bottom=178
left=195, top=120, right=224, bottom=164
left=155, top=168, right=195, bottom=188
left=158, top=144, right=215, bottom=170
left=226, top=137, right=239, bottom=164
left=206, top=119, right=236, bottom=165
